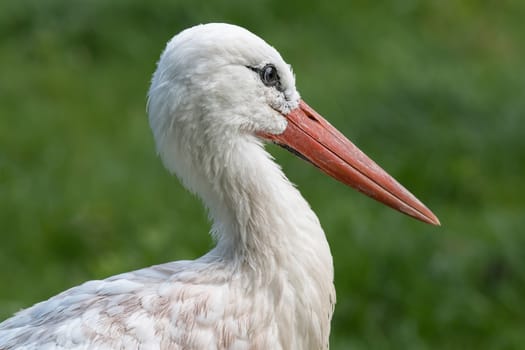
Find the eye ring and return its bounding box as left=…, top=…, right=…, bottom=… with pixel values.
left=246, top=64, right=283, bottom=91
left=260, top=64, right=280, bottom=87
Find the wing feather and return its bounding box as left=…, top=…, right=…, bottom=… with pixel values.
left=0, top=261, right=282, bottom=349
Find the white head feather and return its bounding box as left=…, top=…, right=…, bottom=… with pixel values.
left=148, top=23, right=299, bottom=178
left=146, top=24, right=312, bottom=256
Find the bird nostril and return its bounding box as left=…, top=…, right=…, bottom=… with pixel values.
left=307, top=114, right=320, bottom=123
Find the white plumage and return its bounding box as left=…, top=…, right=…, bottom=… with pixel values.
left=0, top=23, right=438, bottom=349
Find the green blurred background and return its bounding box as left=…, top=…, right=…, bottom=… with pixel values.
left=1, top=0, right=524, bottom=348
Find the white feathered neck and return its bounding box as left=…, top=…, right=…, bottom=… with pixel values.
left=147, top=23, right=335, bottom=346
left=148, top=24, right=335, bottom=346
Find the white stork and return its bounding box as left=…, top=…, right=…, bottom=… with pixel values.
left=0, top=23, right=439, bottom=349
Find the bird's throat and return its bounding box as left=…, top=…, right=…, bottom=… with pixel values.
left=198, top=140, right=332, bottom=275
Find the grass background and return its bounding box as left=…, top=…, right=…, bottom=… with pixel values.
left=1, top=0, right=524, bottom=348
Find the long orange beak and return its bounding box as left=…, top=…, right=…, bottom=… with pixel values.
left=262, top=100, right=440, bottom=226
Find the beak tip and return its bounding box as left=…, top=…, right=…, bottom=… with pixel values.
left=423, top=210, right=441, bottom=226
left=406, top=200, right=440, bottom=226
left=431, top=215, right=441, bottom=227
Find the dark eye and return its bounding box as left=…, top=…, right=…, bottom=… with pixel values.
left=246, top=64, right=282, bottom=91
left=260, top=64, right=279, bottom=87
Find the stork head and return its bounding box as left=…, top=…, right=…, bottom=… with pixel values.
left=147, top=23, right=439, bottom=226
left=148, top=23, right=297, bottom=150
